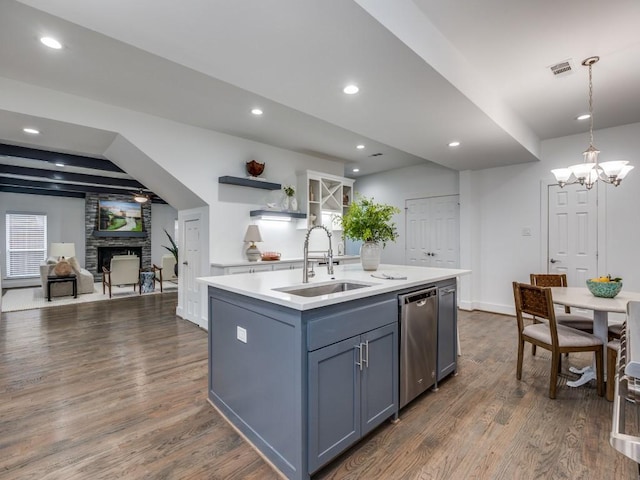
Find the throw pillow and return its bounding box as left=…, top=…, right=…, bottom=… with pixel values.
left=67, top=256, right=81, bottom=275
left=53, top=259, right=73, bottom=277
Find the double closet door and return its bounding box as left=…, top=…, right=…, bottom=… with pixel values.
left=405, top=195, right=459, bottom=268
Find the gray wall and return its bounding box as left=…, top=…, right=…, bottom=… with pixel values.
left=0, top=191, right=177, bottom=288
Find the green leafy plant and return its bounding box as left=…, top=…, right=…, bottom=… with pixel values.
left=340, top=194, right=400, bottom=247
left=283, top=184, right=296, bottom=197
left=162, top=228, right=178, bottom=262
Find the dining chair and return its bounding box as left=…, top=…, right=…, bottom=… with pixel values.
left=530, top=274, right=594, bottom=332
left=513, top=281, right=604, bottom=399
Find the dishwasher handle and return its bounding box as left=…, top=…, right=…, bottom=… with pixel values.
left=398, top=287, right=437, bottom=305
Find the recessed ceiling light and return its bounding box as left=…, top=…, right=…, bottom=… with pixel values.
left=55, top=162, right=65, bottom=167
left=356, top=144, right=365, bottom=150
left=23, top=128, right=40, bottom=135
left=251, top=108, right=263, bottom=115
left=576, top=113, right=591, bottom=121
left=343, top=85, right=359, bottom=95
left=352, top=168, right=360, bottom=173
left=40, top=36, right=62, bottom=49
left=448, top=141, right=461, bottom=147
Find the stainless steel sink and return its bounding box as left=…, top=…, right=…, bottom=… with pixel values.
left=273, top=280, right=373, bottom=298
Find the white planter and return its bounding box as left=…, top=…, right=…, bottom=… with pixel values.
left=360, top=241, right=381, bottom=271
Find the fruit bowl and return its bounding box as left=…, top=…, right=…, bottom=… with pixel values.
left=586, top=279, right=622, bottom=298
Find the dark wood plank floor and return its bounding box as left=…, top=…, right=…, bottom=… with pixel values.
left=0, top=295, right=636, bottom=479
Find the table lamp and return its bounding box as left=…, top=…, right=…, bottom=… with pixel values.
left=50, top=242, right=76, bottom=260
left=243, top=225, right=263, bottom=262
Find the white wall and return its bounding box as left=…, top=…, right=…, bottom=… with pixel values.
left=459, top=121, right=640, bottom=314
left=0, top=77, right=345, bottom=266
left=349, top=162, right=459, bottom=264
left=151, top=203, right=178, bottom=265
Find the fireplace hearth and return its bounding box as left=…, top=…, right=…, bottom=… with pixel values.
left=97, top=247, right=142, bottom=272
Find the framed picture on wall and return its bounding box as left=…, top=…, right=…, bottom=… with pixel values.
left=98, top=200, right=143, bottom=232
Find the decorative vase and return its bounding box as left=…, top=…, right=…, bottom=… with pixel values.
left=282, top=195, right=297, bottom=211
left=360, top=241, right=381, bottom=271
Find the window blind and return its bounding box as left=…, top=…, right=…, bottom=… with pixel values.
left=6, top=213, right=47, bottom=278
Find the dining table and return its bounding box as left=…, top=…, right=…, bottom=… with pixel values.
left=550, top=286, right=640, bottom=387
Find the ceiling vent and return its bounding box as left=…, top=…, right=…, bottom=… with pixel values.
left=549, top=59, right=574, bottom=78
left=369, top=152, right=383, bottom=157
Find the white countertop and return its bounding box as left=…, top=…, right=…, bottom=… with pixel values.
left=210, top=255, right=360, bottom=268
left=198, top=264, right=471, bottom=311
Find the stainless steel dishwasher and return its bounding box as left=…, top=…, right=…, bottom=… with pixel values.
left=398, top=287, right=438, bottom=408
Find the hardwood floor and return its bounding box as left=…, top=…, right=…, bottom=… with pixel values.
left=0, top=297, right=636, bottom=479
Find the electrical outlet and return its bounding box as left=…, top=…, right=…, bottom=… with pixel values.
left=237, top=326, right=247, bottom=343
left=521, top=227, right=532, bottom=236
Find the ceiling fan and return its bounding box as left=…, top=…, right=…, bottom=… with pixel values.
left=132, top=189, right=150, bottom=203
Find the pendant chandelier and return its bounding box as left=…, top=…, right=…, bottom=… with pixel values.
left=551, top=56, right=633, bottom=189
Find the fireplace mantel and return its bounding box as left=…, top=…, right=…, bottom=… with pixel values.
left=92, top=230, right=147, bottom=238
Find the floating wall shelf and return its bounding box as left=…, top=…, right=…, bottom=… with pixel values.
left=250, top=210, right=307, bottom=220
left=218, top=176, right=281, bottom=190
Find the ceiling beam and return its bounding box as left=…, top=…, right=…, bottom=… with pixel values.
left=0, top=143, right=125, bottom=172
left=0, top=185, right=86, bottom=198
left=0, top=177, right=166, bottom=203
left=0, top=164, right=144, bottom=189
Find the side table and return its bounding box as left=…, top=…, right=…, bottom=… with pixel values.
left=47, top=274, right=77, bottom=301
left=140, top=271, right=155, bottom=293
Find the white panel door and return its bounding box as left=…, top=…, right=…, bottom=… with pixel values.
left=405, top=198, right=429, bottom=266
left=547, top=183, right=597, bottom=285
left=405, top=196, right=459, bottom=268
left=430, top=196, right=460, bottom=268
left=183, top=217, right=201, bottom=325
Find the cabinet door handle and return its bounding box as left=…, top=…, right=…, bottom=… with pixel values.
left=363, top=340, right=369, bottom=368
left=355, top=343, right=363, bottom=371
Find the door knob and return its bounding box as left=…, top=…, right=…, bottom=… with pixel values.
left=549, top=258, right=559, bottom=264
left=183, top=261, right=189, bottom=265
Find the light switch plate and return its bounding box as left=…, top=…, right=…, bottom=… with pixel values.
left=237, top=326, right=247, bottom=343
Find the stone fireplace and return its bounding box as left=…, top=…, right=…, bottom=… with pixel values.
left=85, top=193, right=152, bottom=280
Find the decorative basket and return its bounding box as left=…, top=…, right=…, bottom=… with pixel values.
left=586, top=279, right=622, bottom=298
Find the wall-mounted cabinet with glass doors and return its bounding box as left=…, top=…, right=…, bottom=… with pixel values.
left=297, top=171, right=354, bottom=230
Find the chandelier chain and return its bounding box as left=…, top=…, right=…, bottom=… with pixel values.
left=588, top=62, right=594, bottom=147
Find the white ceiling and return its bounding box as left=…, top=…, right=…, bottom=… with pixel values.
left=1, top=0, right=639, bottom=179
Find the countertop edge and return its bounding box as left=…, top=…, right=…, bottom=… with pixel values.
left=199, top=265, right=471, bottom=311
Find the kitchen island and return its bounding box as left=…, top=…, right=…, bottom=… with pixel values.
left=199, top=264, right=470, bottom=479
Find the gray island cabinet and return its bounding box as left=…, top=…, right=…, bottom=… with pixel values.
left=200, top=264, right=470, bottom=480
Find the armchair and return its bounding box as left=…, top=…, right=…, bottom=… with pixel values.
left=102, top=255, right=141, bottom=298
left=159, top=254, right=177, bottom=281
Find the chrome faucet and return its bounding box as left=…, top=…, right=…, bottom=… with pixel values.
left=303, top=225, right=333, bottom=283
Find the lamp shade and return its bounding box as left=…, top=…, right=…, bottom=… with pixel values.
left=50, top=242, right=76, bottom=259
left=243, top=225, right=263, bottom=243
